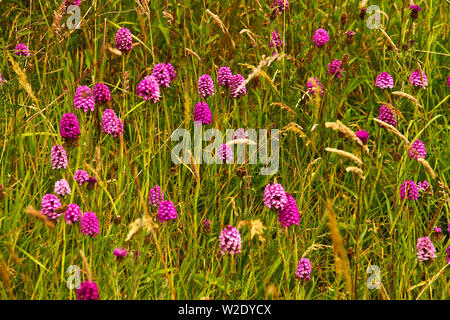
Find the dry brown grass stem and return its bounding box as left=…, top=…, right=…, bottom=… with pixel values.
left=25, top=206, right=56, bottom=229
left=325, top=120, right=369, bottom=153
left=392, top=91, right=422, bottom=109
left=373, top=118, right=410, bottom=147
left=325, top=148, right=363, bottom=166
left=418, top=158, right=437, bottom=180
left=346, top=166, right=365, bottom=180
left=206, top=9, right=235, bottom=48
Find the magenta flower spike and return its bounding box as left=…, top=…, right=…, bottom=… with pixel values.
left=313, top=28, right=329, bottom=48
left=76, top=280, right=99, bottom=300
left=151, top=63, right=171, bottom=88
left=74, top=85, right=95, bottom=112
left=269, top=29, right=284, bottom=54
left=219, top=225, right=241, bottom=255
left=295, top=258, right=312, bottom=281
left=80, top=211, right=100, bottom=237
left=230, top=74, right=246, bottom=99
left=158, top=200, right=178, bottom=223
left=60, top=113, right=81, bottom=141
left=148, top=185, right=164, bottom=208
left=14, top=43, right=30, bottom=57
left=113, top=248, right=128, bottom=260
left=278, top=193, right=300, bottom=228
left=198, top=74, right=215, bottom=98
left=409, top=140, right=426, bottom=160
left=193, top=102, right=212, bottom=126
left=54, top=179, right=71, bottom=197
left=327, top=59, right=343, bottom=79
left=165, top=63, right=177, bottom=81
left=355, top=130, right=370, bottom=145
left=409, top=4, right=422, bottom=20
left=93, top=82, right=111, bottom=104
left=41, top=194, right=62, bottom=221
left=375, top=72, right=394, bottom=89
left=306, top=77, right=323, bottom=96
left=263, top=183, right=288, bottom=210
left=400, top=180, right=419, bottom=200
left=137, top=75, right=161, bottom=102
left=233, top=128, right=249, bottom=140
left=416, top=236, right=436, bottom=262
left=65, top=203, right=82, bottom=224
left=217, top=144, right=233, bottom=163
left=74, top=169, right=89, bottom=185
left=217, top=66, right=233, bottom=88
left=102, top=109, right=123, bottom=137
left=115, top=27, right=133, bottom=52
left=377, top=105, right=397, bottom=126
left=271, top=0, right=289, bottom=14
left=409, top=70, right=428, bottom=88
left=51, top=145, right=68, bottom=170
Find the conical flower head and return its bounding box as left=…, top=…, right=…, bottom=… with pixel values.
left=148, top=185, right=164, bottom=207
left=263, top=183, right=288, bottom=210
left=270, top=29, right=284, bottom=54
left=295, top=258, right=311, bottom=281
left=217, top=66, right=233, bottom=88
left=217, top=144, right=233, bottom=162
left=54, top=179, right=71, bottom=197
left=165, top=63, right=177, bottom=81
left=14, top=43, right=30, bottom=56
left=115, top=27, right=133, bottom=52
left=375, top=72, right=394, bottom=89
left=219, top=225, right=241, bottom=255
left=377, top=105, right=397, bottom=126
left=101, top=109, right=123, bottom=137
left=74, top=85, right=95, bottom=112
left=400, top=180, right=419, bottom=200
left=327, top=59, right=343, bottom=79
left=409, top=70, right=428, bottom=88
left=65, top=203, right=81, bottom=224
left=416, top=236, right=436, bottom=262
left=41, top=194, right=62, bottom=221
left=81, top=211, right=100, bottom=237
left=278, top=193, right=300, bottom=227
left=417, top=180, right=430, bottom=191
left=271, top=0, right=289, bottom=14
left=198, top=74, right=215, bottom=98
left=151, top=63, right=171, bottom=88
left=306, top=77, right=323, bottom=96
left=230, top=74, right=246, bottom=98
left=51, top=145, right=68, bottom=169
left=137, top=75, right=160, bottom=103
left=158, top=200, right=178, bottom=223
left=74, top=169, right=89, bottom=185
left=113, top=248, right=128, bottom=260
left=193, top=102, right=212, bottom=126
left=409, top=4, right=422, bottom=20
left=409, top=140, right=426, bottom=160
left=355, top=130, right=370, bottom=145
left=233, top=128, right=249, bottom=139
left=313, top=28, right=329, bottom=48
left=76, top=280, right=99, bottom=300
left=60, top=113, right=81, bottom=141
left=93, top=82, right=111, bottom=104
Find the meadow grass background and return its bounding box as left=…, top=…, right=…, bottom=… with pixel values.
left=0, top=0, right=449, bottom=299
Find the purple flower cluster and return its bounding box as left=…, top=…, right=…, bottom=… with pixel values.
left=76, top=280, right=99, bottom=300
left=14, top=43, right=30, bottom=57
left=271, top=0, right=289, bottom=14
left=278, top=193, right=300, bottom=227
left=74, top=85, right=95, bottom=112
left=74, top=169, right=89, bottom=185
left=151, top=63, right=176, bottom=88
left=80, top=211, right=100, bottom=237
left=113, top=248, right=128, bottom=260
left=41, top=194, right=62, bottom=221
left=65, top=203, right=82, bottom=224
left=355, top=130, right=370, bottom=145
left=313, top=29, right=329, bottom=48
left=400, top=180, right=419, bottom=200
left=51, top=145, right=68, bottom=170
left=416, top=236, right=436, bottom=262
left=219, top=225, right=241, bottom=255
left=231, top=74, right=246, bottom=99
left=148, top=185, right=164, bottom=207
left=60, top=113, right=81, bottom=141
left=409, top=140, right=426, bottom=160
left=295, top=258, right=312, bottom=281
left=409, top=5, right=422, bottom=20
left=409, top=70, right=428, bottom=88
left=102, top=109, right=123, bottom=137
left=137, top=75, right=160, bottom=102
left=233, top=128, right=249, bottom=140
left=263, top=183, right=288, bottom=210
left=54, top=179, right=71, bottom=197
left=417, top=180, right=430, bottom=191
left=375, top=72, right=394, bottom=89
left=93, top=82, right=111, bottom=104
left=198, top=74, right=215, bottom=98
left=193, top=102, right=212, bottom=125
left=269, top=29, right=284, bottom=54
left=217, top=144, right=233, bottom=162
left=158, top=200, right=178, bottom=223
left=218, top=66, right=233, bottom=87
left=327, top=59, right=343, bottom=79
left=115, top=27, right=133, bottom=52
left=377, top=105, right=397, bottom=126
left=306, top=77, right=323, bottom=96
